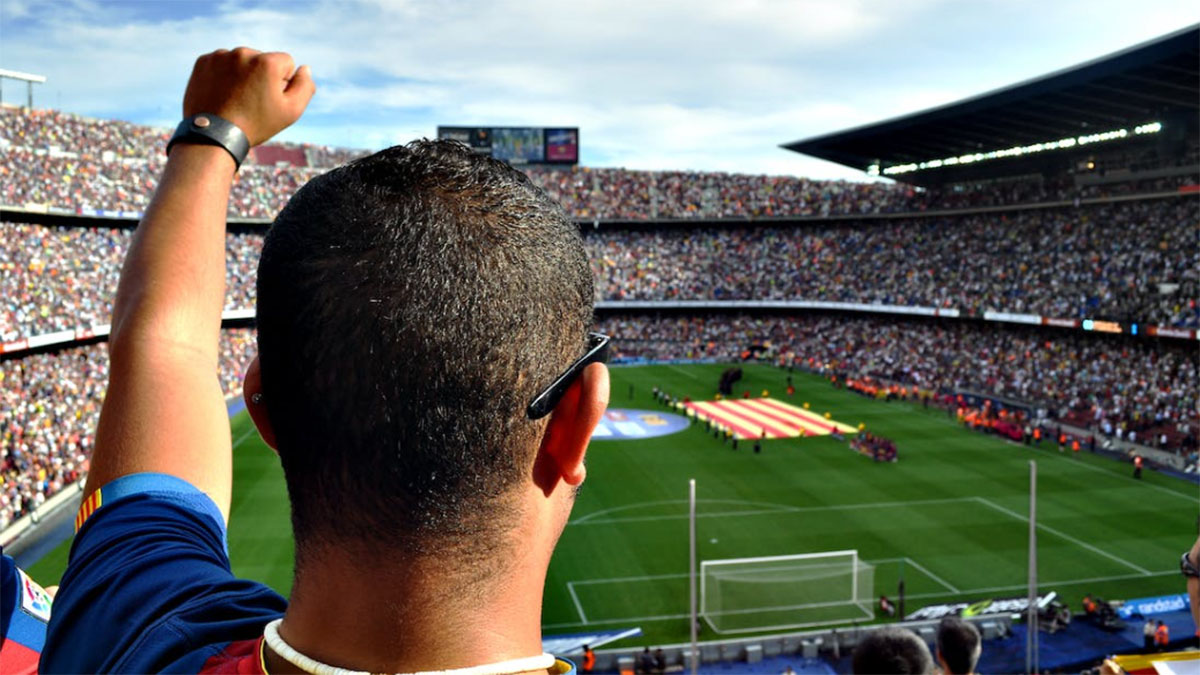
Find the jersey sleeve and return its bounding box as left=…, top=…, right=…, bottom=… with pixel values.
left=41, top=473, right=286, bottom=673
left=1, top=553, right=52, bottom=675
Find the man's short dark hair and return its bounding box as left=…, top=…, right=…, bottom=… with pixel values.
left=256, top=140, right=593, bottom=567
left=936, top=617, right=981, bottom=674
left=852, top=627, right=934, bottom=674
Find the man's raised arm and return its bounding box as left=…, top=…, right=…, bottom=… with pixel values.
left=85, top=49, right=314, bottom=521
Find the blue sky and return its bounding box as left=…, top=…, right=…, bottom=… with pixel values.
left=1, top=0, right=1197, bottom=179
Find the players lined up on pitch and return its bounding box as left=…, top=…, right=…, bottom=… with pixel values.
left=4, top=306, right=1196, bottom=535
left=599, top=313, right=1199, bottom=456
left=0, top=329, right=256, bottom=530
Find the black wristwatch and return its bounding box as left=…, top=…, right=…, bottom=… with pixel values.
left=166, top=113, right=250, bottom=169
left=1182, top=551, right=1199, bottom=578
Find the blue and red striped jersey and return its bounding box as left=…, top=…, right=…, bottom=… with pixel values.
left=41, top=473, right=286, bottom=673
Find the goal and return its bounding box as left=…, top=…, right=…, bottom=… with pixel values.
left=699, top=550, right=875, bottom=634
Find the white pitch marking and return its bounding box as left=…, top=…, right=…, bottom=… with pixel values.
left=544, top=569, right=1177, bottom=631
left=570, top=497, right=975, bottom=527
left=571, top=571, right=690, bottom=586
left=572, top=498, right=797, bottom=524
left=566, top=582, right=589, bottom=624
left=666, top=365, right=705, bottom=381
left=904, top=557, right=960, bottom=594
left=902, top=568, right=1179, bottom=601
left=232, top=425, right=259, bottom=448
left=974, top=497, right=1151, bottom=576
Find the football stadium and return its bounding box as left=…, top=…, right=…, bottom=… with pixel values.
left=1, top=13, right=1199, bottom=675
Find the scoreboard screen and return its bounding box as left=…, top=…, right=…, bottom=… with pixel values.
left=437, top=126, right=579, bottom=165
left=545, top=128, right=578, bottom=163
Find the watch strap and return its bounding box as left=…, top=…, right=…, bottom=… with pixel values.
left=166, top=113, right=250, bottom=169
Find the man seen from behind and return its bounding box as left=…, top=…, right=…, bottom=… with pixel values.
left=42, top=47, right=609, bottom=674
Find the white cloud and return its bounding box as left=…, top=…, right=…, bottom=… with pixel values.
left=1, top=0, right=1197, bottom=178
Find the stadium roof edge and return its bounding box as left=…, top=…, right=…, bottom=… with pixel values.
left=782, top=24, right=1200, bottom=182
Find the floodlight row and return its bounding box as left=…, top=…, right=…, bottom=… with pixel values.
left=867, top=122, right=1162, bottom=177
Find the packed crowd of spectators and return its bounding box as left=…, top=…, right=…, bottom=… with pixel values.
left=1, top=106, right=1197, bottom=529
left=6, top=309, right=1195, bottom=530
left=597, top=313, right=1199, bottom=453
left=0, top=328, right=256, bottom=531
left=5, top=107, right=1195, bottom=222
left=587, top=199, right=1199, bottom=326
left=3, top=196, right=1195, bottom=340
left=0, top=221, right=262, bottom=339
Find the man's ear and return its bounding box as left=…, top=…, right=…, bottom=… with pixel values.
left=243, top=356, right=278, bottom=452
left=533, top=362, right=610, bottom=495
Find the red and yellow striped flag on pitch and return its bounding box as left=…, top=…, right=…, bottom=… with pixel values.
left=681, top=398, right=858, bottom=440
left=74, top=488, right=102, bottom=532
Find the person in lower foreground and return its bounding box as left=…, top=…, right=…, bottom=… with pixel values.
left=41, top=47, right=609, bottom=674
left=851, top=626, right=934, bottom=674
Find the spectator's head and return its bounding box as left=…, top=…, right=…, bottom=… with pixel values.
left=852, top=627, right=934, bottom=674
left=936, top=617, right=981, bottom=675
left=250, top=140, right=608, bottom=580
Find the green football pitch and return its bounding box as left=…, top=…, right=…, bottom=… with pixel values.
left=27, top=364, right=1200, bottom=646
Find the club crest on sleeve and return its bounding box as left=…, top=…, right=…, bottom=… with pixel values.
left=17, top=568, right=52, bottom=623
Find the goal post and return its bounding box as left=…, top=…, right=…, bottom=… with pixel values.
left=699, top=550, right=875, bottom=634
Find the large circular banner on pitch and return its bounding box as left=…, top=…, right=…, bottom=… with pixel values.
left=590, top=408, right=689, bottom=440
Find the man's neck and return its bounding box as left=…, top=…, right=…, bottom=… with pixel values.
left=266, top=546, right=549, bottom=674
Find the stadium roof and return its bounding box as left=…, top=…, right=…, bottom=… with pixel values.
left=783, top=24, right=1199, bottom=183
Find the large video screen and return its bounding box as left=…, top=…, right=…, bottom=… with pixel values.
left=436, top=126, right=579, bottom=165
left=545, top=128, right=578, bottom=163
left=491, top=128, right=544, bottom=163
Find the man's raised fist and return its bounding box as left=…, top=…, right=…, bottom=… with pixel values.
left=182, top=47, right=315, bottom=147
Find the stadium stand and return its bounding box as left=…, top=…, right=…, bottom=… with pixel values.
left=0, top=27, right=1196, bottom=671
left=586, top=199, right=1199, bottom=326
left=1, top=194, right=1196, bottom=340
left=0, top=221, right=262, bottom=338
left=0, top=328, right=255, bottom=530
left=4, top=106, right=1195, bottom=221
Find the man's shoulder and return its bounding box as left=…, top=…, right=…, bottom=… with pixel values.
left=43, top=473, right=287, bottom=672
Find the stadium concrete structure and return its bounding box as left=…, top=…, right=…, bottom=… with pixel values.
left=2, top=25, right=1198, bottom=673
left=784, top=24, right=1198, bottom=187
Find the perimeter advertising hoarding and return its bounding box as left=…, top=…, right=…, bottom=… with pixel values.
left=436, top=126, right=579, bottom=165
left=905, top=593, right=1057, bottom=621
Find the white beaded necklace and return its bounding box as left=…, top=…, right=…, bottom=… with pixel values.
left=262, top=619, right=557, bottom=675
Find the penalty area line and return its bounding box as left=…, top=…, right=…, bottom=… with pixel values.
left=904, top=557, right=960, bottom=594
left=974, top=497, right=1151, bottom=576
left=566, top=582, right=589, bottom=624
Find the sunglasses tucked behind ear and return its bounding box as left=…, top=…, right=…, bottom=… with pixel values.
left=527, top=333, right=611, bottom=420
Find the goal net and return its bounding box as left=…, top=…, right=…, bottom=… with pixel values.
left=700, top=550, right=875, bottom=634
